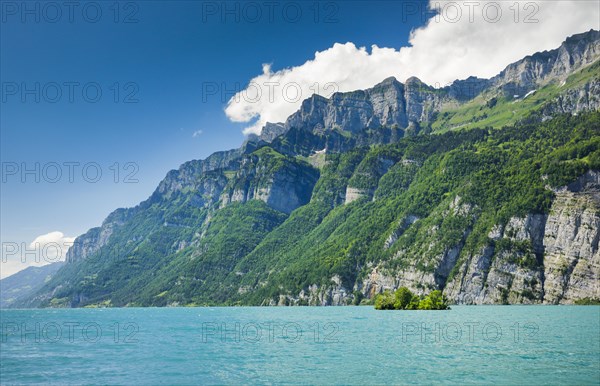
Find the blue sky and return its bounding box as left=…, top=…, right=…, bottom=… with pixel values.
left=1, top=0, right=598, bottom=277
left=0, top=1, right=430, bottom=277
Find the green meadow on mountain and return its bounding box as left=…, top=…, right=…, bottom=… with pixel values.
left=13, top=30, right=600, bottom=308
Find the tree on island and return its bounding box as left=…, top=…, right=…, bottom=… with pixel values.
left=375, top=287, right=449, bottom=310
left=374, top=290, right=395, bottom=310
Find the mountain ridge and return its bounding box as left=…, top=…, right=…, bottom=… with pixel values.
left=257, top=29, right=599, bottom=143
left=15, top=29, right=600, bottom=308
left=0, top=262, right=64, bottom=308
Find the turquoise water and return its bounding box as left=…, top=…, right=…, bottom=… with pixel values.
left=1, top=306, right=598, bottom=385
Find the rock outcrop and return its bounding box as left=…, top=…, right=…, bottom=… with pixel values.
left=220, top=149, right=320, bottom=214
left=543, top=171, right=600, bottom=303
left=281, top=76, right=447, bottom=136
left=378, top=171, right=600, bottom=305
left=490, top=29, right=600, bottom=96
left=259, top=122, right=286, bottom=142
left=444, top=214, right=547, bottom=304
left=541, top=78, right=600, bottom=117
left=66, top=208, right=133, bottom=263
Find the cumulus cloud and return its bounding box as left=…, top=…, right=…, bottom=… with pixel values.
left=1, top=231, right=74, bottom=279
left=225, top=0, right=600, bottom=135
left=29, top=231, right=75, bottom=260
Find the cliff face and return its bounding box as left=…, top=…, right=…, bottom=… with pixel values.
left=355, top=171, right=600, bottom=306
left=491, top=29, right=600, bottom=95
left=281, top=76, right=446, bottom=136
left=449, top=172, right=600, bottom=304
left=66, top=208, right=133, bottom=263
left=344, top=152, right=401, bottom=204
left=543, top=171, right=600, bottom=303
left=294, top=168, right=599, bottom=306
left=220, top=149, right=319, bottom=214
left=252, top=169, right=600, bottom=307
left=259, top=122, right=286, bottom=143
left=444, top=214, right=547, bottom=305
left=541, top=78, right=600, bottom=117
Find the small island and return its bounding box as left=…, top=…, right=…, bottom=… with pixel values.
left=374, top=287, right=449, bottom=310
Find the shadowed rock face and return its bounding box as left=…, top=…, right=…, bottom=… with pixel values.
left=259, top=122, right=286, bottom=143
left=220, top=150, right=320, bottom=215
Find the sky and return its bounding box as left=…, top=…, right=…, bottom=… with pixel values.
left=1, top=0, right=599, bottom=278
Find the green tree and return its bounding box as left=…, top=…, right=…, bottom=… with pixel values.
left=394, top=287, right=414, bottom=310
left=418, top=290, right=449, bottom=310
left=418, top=296, right=433, bottom=310
left=407, top=295, right=421, bottom=310
left=374, top=290, right=395, bottom=310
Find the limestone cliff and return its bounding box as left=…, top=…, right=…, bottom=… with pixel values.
left=543, top=171, right=600, bottom=303
left=219, top=148, right=319, bottom=214
left=359, top=171, right=600, bottom=305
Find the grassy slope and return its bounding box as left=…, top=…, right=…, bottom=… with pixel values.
left=432, top=60, right=600, bottom=132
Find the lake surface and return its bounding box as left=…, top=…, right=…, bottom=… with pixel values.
left=1, top=306, right=599, bottom=385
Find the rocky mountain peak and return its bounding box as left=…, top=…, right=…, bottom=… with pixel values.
left=378, top=76, right=400, bottom=85
left=259, top=122, right=286, bottom=142
left=257, top=30, right=599, bottom=142
left=404, top=76, right=426, bottom=87
left=491, top=29, right=600, bottom=95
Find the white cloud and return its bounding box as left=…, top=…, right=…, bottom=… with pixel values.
left=192, top=129, right=203, bottom=138
left=225, top=0, right=600, bottom=135
left=1, top=231, right=74, bottom=279
left=29, top=231, right=75, bottom=259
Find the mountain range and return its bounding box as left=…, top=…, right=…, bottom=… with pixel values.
left=9, top=29, right=600, bottom=308
left=0, top=262, right=64, bottom=308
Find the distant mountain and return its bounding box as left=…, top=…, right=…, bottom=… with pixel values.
left=1, top=262, right=64, bottom=308
left=17, top=30, right=600, bottom=308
